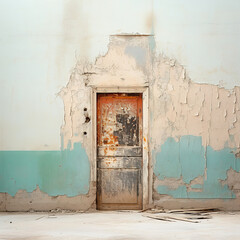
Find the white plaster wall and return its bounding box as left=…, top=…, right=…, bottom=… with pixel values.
left=0, top=0, right=240, bottom=150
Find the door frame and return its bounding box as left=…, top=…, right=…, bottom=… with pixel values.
left=91, top=87, right=149, bottom=209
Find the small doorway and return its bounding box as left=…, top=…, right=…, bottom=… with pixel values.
left=97, top=93, right=143, bottom=210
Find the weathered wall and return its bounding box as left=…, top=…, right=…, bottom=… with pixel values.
left=150, top=53, right=240, bottom=208
left=1, top=0, right=240, bottom=211
left=59, top=35, right=240, bottom=209
left=1, top=34, right=240, bottom=210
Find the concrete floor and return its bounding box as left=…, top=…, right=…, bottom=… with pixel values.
left=0, top=211, right=240, bottom=240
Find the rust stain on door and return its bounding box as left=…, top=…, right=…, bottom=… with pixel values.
left=97, top=93, right=143, bottom=210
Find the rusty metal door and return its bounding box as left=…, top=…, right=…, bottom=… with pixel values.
left=97, top=93, right=143, bottom=210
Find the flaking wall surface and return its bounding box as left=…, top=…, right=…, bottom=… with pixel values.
left=1, top=0, right=240, bottom=211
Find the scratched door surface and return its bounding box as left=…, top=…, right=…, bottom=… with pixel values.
left=97, top=93, right=143, bottom=210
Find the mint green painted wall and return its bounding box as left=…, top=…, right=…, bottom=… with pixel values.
left=0, top=143, right=90, bottom=197
left=154, top=136, right=205, bottom=184
left=2, top=136, right=238, bottom=199
left=154, top=136, right=240, bottom=198
left=0, top=0, right=240, bottom=201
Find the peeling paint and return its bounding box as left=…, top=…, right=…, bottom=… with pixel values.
left=151, top=55, right=240, bottom=151
left=40, top=35, right=240, bottom=207
left=154, top=136, right=240, bottom=198
left=1, top=34, right=240, bottom=210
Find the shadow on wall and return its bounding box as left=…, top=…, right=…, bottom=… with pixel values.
left=0, top=143, right=90, bottom=197
left=154, top=135, right=240, bottom=199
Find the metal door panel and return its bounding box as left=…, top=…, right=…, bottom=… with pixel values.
left=97, top=94, right=142, bottom=148
left=98, top=169, right=140, bottom=204
left=97, top=146, right=142, bottom=157
left=97, top=93, right=143, bottom=210
left=97, top=157, right=142, bottom=169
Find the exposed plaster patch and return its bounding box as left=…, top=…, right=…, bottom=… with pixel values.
left=60, top=33, right=240, bottom=154
left=154, top=177, right=185, bottom=190
left=151, top=56, right=240, bottom=151
left=153, top=197, right=240, bottom=211
left=221, top=168, right=240, bottom=197
left=0, top=186, right=96, bottom=212
left=59, top=35, right=240, bottom=203
left=153, top=175, right=204, bottom=193
left=59, top=36, right=154, bottom=156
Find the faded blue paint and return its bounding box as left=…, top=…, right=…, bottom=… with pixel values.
left=125, top=45, right=146, bottom=66
left=191, top=184, right=203, bottom=189
left=180, top=136, right=205, bottom=184
left=0, top=143, right=90, bottom=197
left=154, top=137, right=181, bottom=179
left=154, top=136, right=205, bottom=183
left=154, top=136, right=240, bottom=198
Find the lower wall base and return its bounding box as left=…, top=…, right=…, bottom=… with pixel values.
left=0, top=186, right=96, bottom=212
left=153, top=197, right=240, bottom=211
left=2, top=191, right=240, bottom=211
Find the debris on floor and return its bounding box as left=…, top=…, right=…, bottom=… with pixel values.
left=142, top=208, right=219, bottom=223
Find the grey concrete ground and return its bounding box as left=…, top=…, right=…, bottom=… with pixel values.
left=0, top=211, right=240, bottom=240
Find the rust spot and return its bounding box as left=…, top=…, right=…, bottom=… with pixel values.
left=97, top=93, right=142, bottom=147
left=104, top=147, right=108, bottom=156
